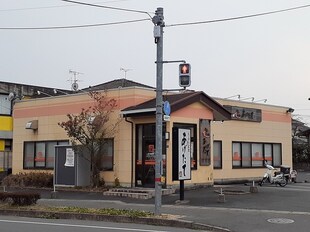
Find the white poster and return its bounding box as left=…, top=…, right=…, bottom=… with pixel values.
left=178, top=128, right=191, bottom=180
left=64, top=148, right=75, bottom=167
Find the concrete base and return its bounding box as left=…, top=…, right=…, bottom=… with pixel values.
left=217, top=193, right=226, bottom=203
left=250, top=186, right=258, bottom=193
left=50, top=191, right=58, bottom=199
left=175, top=200, right=190, bottom=205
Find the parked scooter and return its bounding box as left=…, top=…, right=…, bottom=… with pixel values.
left=259, top=161, right=287, bottom=187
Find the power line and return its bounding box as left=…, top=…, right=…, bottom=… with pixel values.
left=0, top=18, right=150, bottom=30
left=0, top=0, right=130, bottom=12
left=166, top=4, right=310, bottom=27
left=61, top=0, right=153, bottom=19
left=3, top=3, right=310, bottom=30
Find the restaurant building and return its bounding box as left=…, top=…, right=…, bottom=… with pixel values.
left=11, top=79, right=293, bottom=188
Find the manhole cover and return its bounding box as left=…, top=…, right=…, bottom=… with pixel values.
left=267, top=218, right=294, bottom=224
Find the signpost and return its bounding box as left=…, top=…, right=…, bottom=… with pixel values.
left=172, top=127, right=192, bottom=201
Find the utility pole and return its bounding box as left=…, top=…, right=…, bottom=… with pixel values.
left=152, top=7, right=164, bottom=215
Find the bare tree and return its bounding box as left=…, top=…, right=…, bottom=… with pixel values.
left=58, top=91, right=119, bottom=187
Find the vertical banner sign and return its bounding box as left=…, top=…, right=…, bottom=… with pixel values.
left=64, top=148, right=75, bottom=167
left=199, top=119, right=211, bottom=166
left=172, top=128, right=191, bottom=181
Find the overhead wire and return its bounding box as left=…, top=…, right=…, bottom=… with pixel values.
left=1, top=3, right=310, bottom=30
left=0, top=0, right=153, bottom=30
left=166, top=4, right=310, bottom=27
left=0, top=18, right=150, bottom=30
left=60, top=0, right=154, bottom=19
left=0, top=0, right=130, bottom=12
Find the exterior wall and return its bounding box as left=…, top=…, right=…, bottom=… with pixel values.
left=12, top=87, right=155, bottom=187
left=166, top=102, right=214, bottom=187
left=0, top=116, right=13, bottom=172
left=212, top=98, right=292, bottom=183
left=0, top=116, right=13, bottom=151
left=11, top=87, right=293, bottom=187
left=0, top=116, right=13, bottom=131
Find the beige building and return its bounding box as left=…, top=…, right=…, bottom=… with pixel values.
left=11, top=79, right=293, bottom=188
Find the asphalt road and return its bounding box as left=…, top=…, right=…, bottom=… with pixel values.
left=0, top=216, right=202, bottom=232
left=5, top=171, right=310, bottom=232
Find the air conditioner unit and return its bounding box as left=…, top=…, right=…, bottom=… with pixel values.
left=25, top=120, right=38, bottom=130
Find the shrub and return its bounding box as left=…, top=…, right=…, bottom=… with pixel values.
left=0, top=192, right=40, bottom=206
left=2, top=172, right=53, bottom=188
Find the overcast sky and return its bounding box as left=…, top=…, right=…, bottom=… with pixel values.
left=1, top=1, right=310, bottom=123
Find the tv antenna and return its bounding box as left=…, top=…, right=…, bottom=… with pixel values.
left=68, top=69, right=83, bottom=91
left=120, top=67, right=132, bottom=79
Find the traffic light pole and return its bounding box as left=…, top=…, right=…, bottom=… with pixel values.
left=153, top=7, right=164, bottom=216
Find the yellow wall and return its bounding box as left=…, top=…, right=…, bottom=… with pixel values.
left=0, top=140, right=4, bottom=151
left=0, top=116, right=13, bottom=131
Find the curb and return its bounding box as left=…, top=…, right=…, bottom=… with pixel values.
left=0, top=209, right=230, bottom=232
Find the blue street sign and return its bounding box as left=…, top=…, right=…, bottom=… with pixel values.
left=163, top=101, right=171, bottom=116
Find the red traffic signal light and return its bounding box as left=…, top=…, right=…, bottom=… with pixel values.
left=180, top=63, right=190, bottom=74
left=179, top=63, right=191, bottom=87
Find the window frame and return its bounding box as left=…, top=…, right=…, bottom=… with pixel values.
left=232, top=141, right=282, bottom=168
left=23, top=140, right=69, bottom=169
left=213, top=140, right=222, bottom=169
left=100, top=138, right=114, bottom=171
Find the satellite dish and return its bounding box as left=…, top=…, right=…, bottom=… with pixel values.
left=72, top=82, right=79, bottom=91
left=8, top=92, right=15, bottom=101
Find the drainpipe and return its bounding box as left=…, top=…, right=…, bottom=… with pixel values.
left=125, top=116, right=134, bottom=188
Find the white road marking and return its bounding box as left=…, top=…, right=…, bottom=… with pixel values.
left=0, top=219, right=169, bottom=232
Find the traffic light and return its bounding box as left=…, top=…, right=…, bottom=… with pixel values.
left=179, top=63, right=191, bottom=87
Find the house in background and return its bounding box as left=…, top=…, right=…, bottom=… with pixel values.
left=10, top=78, right=294, bottom=188
left=0, top=81, right=72, bottom=178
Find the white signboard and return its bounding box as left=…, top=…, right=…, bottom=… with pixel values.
left=64, top=148, right=75, bottom=167
left=178, top=128, right=191, bottom=180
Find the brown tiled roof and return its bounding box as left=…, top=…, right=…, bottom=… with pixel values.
left=121, top=91, right=231, bottom=121
left=83, top=78, right=155, bottom=91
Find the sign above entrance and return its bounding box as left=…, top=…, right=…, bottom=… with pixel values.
left=224, top=105, right=262, bottom=122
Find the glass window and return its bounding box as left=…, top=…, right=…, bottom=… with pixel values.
left=101, top=139, right=114, bottom=171
left=232, top=142, right=282, bottom=168
left=46, top=142, right=57, bottom=168
left=232, top=143, right=241, bottom=167
left=24, top=142, right=34, bottom=168
left=252, top=144, right=263, bottom=167
left=213, top=141, right=222, bottom=169
left=264, top=144, right=272, bottom=164
left=0, top=94, right=11, bottom=115
left=58, top=141, right=69, bottom=146
left=35, top=142, right=46, bottom=167
left=242, top=143, right=251, bottom=167
left=23, top=140, right=69, bottom=169
left=273, top=144, right=281, bottom=167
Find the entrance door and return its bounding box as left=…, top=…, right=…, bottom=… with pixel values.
left=136, top=123, right=166, bottom=188
left=136, top=124, right=156, bottom=188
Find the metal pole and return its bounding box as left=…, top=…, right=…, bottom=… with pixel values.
left=153, top=7, right=164, bottom=215
left=180, top=180, right=184, bottom=201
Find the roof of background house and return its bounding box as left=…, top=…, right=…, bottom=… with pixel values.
left=121, top=91, right=231, bottom=121
left=84, top=78, right=155, bottom=91
left=0, top=81, right=73, bottom=98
